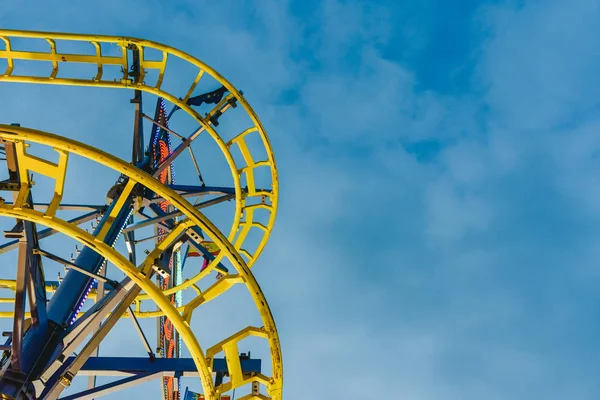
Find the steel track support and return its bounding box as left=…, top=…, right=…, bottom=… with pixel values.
left=41, top=284, right=143, bottom=399
left=33, top=249, right=117, bottom=287
left=3, top=130, right=48, bottom=375
left=127, top=306, right=155, bottom=359
left=10, top=229, right=27, bottom=373
left=130, top=46, right=144, bottom=167
left=0, top=210, right=102, bottom=254
left=37, top=278, right=136, bottom=386
left=124, top=193, right=234, bottom=232
left=60, top=372, right=161, bottom=400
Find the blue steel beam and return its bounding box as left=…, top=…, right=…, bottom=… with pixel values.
left=74, top=356, right=261, bottom=376
left=123, top=193, right=235, bottom=233
left=46, top=196, right=134, bottom=325
left=145, top=203, right=229, bottom=274
left=0, top=188, right=136, bottom=398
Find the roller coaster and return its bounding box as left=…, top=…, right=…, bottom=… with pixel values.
left=0, top=30, right=282, bottom=399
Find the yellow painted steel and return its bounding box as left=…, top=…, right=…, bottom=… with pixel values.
left=236, top=395, right=271, bottom=400
left=206, top=326, right=274, bottom=394
left=96, top=179, right=137, bottom=242
left=12, top=142, right=68, bottom=218
left=0, top=29, right=278, bottom=299
left=0, top=125, right=282, bottom=399
left=0, top=205, right=216, bottom=398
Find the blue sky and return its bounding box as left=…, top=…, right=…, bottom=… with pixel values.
left=2, top=0, right=600, bottom=399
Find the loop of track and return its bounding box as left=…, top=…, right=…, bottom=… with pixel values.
left=0, top=29, right=279, bottom=302
left=0, top=125, right=282, bottom=399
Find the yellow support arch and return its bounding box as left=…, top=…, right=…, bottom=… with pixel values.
left=0, top=29, right=283, bottom=398
left=12, top=142, right=68, bottom=218
left=0, top=125, right=283, bottom=399
left=0, top=28, right=278, bottom=282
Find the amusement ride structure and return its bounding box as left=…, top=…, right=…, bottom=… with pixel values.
left=0, top=30, right=282, bottom=399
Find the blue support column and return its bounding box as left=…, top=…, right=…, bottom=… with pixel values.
left=46, top=196, right=133, bottom=326
left=0, top=186, right=136, bottom=398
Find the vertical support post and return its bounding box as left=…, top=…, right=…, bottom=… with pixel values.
left=172, top=375, right=179, bottom=400
left=125, top=214, right=137, bottom=265
left=5, top=124, right=26, bottom=372
left=130, top=46, right=144, bottom=166
left=87, top=260, right=107, bottom=391
left=10, top=219, right=48, bottom=372
left=126, top=55, right=143, bottom=395
left=11, top=232, right=28, bottom=372
left=23, top=221, right=47, bottom=326
left=4, top=124, right=20, bottom=181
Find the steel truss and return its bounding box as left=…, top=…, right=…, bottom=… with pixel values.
left=0, top=30, right=282, bottom=400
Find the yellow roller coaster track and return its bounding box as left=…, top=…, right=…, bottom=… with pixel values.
left=0, top=124, right=282, bottom=400
left=0, top=29, right=278, bottom=301
left=0, top=29, right=282, bottom=400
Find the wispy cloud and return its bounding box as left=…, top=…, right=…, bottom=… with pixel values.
left=2, top=0, right=600, bottom=399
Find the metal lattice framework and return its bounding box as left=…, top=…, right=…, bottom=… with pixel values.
left=0, top=29, right=282, bottom=400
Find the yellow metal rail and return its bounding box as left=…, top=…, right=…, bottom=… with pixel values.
left=0, top=125, right=282, bottom=399
left=0, top=29, right=278, bottom=295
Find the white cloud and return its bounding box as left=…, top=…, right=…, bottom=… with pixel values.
left=425, top=177, right=492, bottom=241
left=476, top=0, right=600, bottom=131
left=2, top=0, right=600, bottom=399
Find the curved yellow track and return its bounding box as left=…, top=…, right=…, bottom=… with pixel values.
left=0, top=125, right=282, bottom=399
left=0, top=29, right=278, bottom=297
